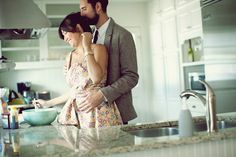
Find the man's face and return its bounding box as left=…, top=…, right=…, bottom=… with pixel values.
left=80, top=0, right=99, bottom=25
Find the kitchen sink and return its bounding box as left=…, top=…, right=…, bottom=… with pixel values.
left=123, top=120, right=236, bottom=138
left=194, top=120, right=236, bottom=132
left=124, top=127, right=179, bottom=137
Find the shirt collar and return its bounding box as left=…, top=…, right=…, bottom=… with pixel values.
left=96, top=18, right=110, bottom=37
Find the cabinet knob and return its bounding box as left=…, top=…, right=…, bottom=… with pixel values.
left=187, top=26, right=192, bottom=29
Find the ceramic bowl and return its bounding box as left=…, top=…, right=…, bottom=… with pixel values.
left=22, top=108, right=57, bottom=126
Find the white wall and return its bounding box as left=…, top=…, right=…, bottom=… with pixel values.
left=0, top=68, right=69, bottom=99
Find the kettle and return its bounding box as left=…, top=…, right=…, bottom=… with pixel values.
left=8, top=90, right=25, bottom=105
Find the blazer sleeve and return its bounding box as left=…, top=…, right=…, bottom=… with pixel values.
left=100, top=30, right=139, bottom=104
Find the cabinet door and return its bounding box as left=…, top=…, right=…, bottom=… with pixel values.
left=190, top=7, right=202, bottom=30
left=45, top=3, right=79, bottom=61
left=46, top=3, right=79, bottom=27
left=177, top=1, right=201, bottom=35
left=160, top=0, right=175, bottom=12
left=165, top=53, right=181, bottom=120
left=149, top=22, right=163, bottom=54
left=175, top=0, right=193, bottom=9
left=178, top=12, right=192, bottom=34
left=152, top=53, right=168, bottom=121
left=1, top=40, right=40, bottom=62
left=162, top=16, right=178, bottom=51
left=148, top=0, right=161, bottom=16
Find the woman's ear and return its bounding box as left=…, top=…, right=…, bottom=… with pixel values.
left=76, top=24, right=84, bottom=33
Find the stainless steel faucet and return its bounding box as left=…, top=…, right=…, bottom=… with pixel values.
left=180, top=80, right=218, bottom=133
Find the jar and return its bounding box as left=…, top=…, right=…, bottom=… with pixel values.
left=9, top=107, right=19, bottom=129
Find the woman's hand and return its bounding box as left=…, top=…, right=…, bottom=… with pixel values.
left=32, top=99, right=49, bottom=108
left=81, top=32, right=93, bottom=52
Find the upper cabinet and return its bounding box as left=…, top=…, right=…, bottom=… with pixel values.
left=148, top=0, right=175, bottom=22
left=149, top=0, right=181, bottom=121
left=41, top=1, right=80, bottom=61
left=0, top=39, right=40, bottom=62
left=175, top=0, right=193, bottom=9
left=177, top=0, right=202, bottom=42
left=160, top=0, right=176, bottom=13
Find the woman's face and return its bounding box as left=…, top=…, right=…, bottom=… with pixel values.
left=62, top=24, right=83, bottom=48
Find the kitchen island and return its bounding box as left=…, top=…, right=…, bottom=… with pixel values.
left=1, top=112, right=236, bottom=157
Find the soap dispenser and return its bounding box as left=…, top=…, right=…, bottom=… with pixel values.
left=178, top=97, right=193, bottom=137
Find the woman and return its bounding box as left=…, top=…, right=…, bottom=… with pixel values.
left=33, top=12, right=122, bottom=128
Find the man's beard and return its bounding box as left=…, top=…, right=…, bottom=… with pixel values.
left=86, top=13, right=99, bottom=25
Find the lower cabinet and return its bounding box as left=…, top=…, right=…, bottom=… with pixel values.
left=151, top=52, right=181, bottom=121
left=149, top=7, right=181, bottom=121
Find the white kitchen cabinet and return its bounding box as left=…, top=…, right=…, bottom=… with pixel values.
left=177, top=0, right=202, bottom=41
left=151, top=53, right=168, bottom=120
left=149, top=9, right=181, bottom=121
left=162, top=16, right=178, bottom=51
left=175, top=0, right=194, bottom=9
left=148, top=0, right=204, bottom=120
left=149, top=22, right=163, bottom=54
left=148, top=0, right=175, bottom=19
left=148, top=0, right=161, bottom=16
left=44, top=1, right=79, bottom=60
left=1, top=40, right=40, bottom=62
left=160, top=0, right=176, bottom=13
left=151, top=52, right=181, bottom=120
left=177, top=0, right=205, bottom=116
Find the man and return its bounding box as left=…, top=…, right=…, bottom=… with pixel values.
left=78, top=0, right=139, bottom=124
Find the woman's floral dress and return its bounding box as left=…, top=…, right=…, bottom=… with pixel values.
left=58, top=52, right=123, bottom=128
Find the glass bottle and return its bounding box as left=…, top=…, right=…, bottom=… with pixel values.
left=188, top=40, right=194, bottom=62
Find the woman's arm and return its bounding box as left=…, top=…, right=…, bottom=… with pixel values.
left=81, top=33, right=108, bottom=84
left=33, top=91, right=71, bottom=108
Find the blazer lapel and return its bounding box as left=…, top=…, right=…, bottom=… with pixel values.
left=104, top=18, right=115, bottom=52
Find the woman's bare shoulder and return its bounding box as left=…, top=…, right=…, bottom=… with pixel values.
left=91, top=44, right=107, bottom=53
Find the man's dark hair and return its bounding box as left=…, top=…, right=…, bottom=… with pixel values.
left=87, top=0, right=108, bottom=13
left=58, top=12, right=92, bottom=39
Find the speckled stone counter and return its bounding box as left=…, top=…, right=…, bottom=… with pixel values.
left=1, top=112, right=236, bottom=157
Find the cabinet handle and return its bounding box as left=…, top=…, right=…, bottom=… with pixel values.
left=187, top=26, right=192, bottom=29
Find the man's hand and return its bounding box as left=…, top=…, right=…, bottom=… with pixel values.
left=63, top=63, right=68, bottom=75
left=77, top=90, right=104, bottom=113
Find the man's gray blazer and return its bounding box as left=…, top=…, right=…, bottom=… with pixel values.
left=100, top=18, right=139, bottom=122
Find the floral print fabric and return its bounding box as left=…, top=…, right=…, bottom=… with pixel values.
left=58, top=52, right=122, bottom=128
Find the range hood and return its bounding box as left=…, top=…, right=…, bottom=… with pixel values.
left=0, top=0, right=51, bottom=39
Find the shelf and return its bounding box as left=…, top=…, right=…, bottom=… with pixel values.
left=0, top=62, right=16, bottom=72
left=49, top=46, right=71, bottom=50
left=14, top=60, right=64, bottom=70
left=182, top=61, right=205, bottom=67
left=1, top=47, right=39, bottom=52
left=204, top=60, right=236, bottom=65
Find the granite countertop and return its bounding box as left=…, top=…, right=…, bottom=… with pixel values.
left=1, top=112, right=236, bottom=157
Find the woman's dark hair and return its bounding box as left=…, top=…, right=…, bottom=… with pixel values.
left=88, top=0, right=108, bottom=13
left=58, top=12, right=92, bottom=40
